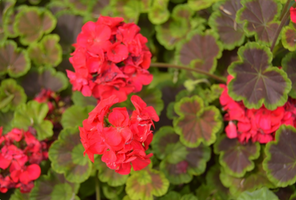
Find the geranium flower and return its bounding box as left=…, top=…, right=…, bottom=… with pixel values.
left=79, top=95, right=159, bottom=175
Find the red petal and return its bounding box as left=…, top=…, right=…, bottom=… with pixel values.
left=225, top=122, right=238, bottom=139
left=132, top=156, right=151, bottom=171
left=116, top=163, right=131, bottom=175
left=108, top=107, right=129, bottom=127
left=291, top=7, right=296, bottom=23
left=20, top=164, right=41, bottom=185
left=107, top=43, right=128, bottom=63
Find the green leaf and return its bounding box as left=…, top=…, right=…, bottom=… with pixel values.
left=236, top=0, right=281, bottom=45
left=12, top=101, right=53, bottom=140
left=2, top=1, right=17, bottom=38
left=209, top=0, right=245, bottom=50
left=282, top=51, right=296, bottom=98
left=72, top=91, right=97, bottom=107
left=126, top=164, right=169, bottom=200
left=160, top=141, right=211, bottom=184
left=214, top=135, right=261, bottom=178
left=237, top=187, right=279, bottom=200
left=227, top=42, right=291, bottom=110
left=181, top=194, right=198, bottom=200
left=94, top=156, right=129, bottom=187
left=155, top=4, right=201, bottom=50
left=30, top=169, right=79, bottom=200
left=0, top=110, right=14, bottom=134
left=281, top=23, right=296, bottom=51
left=14, top=6, right=57, bottom=45
left=28, top=34, right=62, bottom=67
left=188, top=0, right=220, bottom=11
left=61, top=105, right=94, bottom=129
left=173, top=96, right=223, bottom=147
left=9, top=189, right=29, bottom=200
left=102, top=184, right=124, bottom=200
left=0, top=0, right=15, bottom=43
left=0, top=40, right=31, bottom=77
left=158, top=191, right=181, bottom=200
left=109, top=0, right=142, bottom=23
left=263, top=125, right=296, bottom=187
left=78, top=177, right=96, bottom=199
left=48, top=127, right=92, bottom=183
left=20, top=67, right=68, bottom=97
left=176, top=30, right=223, bottom=78
left=221, top=160, right=276, bottom=197
left=0, top=79, right=27, bottom=112
left=148, top=0, right=169, bottom=25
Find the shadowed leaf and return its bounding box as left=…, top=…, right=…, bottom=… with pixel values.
left=20, top=67, right=68, bottom=98
left=221, top=160, right=275, bottom=197
left=263, top=125, right=296, bottom=187
left=109, top=0, right=142, bottom=23
left=3, top=2, right=18, bottom=38
left=0, top=111, right=14, bottom=134
left=0, top=40, right=30, bottom=77
left=28, top=34, right=62, bottom=67
left=9, top=189, right=29, bottom=200
left=236, top=0, right=281, bottom=45
left=227, top=42, right=291, bottom=110
left=282, top=51, right=296, bottom=98
left=72, top=91, right=97, bottom=107
left=0, top=79, right=27, bottom=112
left=158, top=191, right=181, bottom=200
left=173, top=96, right=223, bottom=147
left=0, top=0, right=15, bottom=43
left=214, top=135, right=260, bottom=177
left=126, top=164, right=169, bottom=200
left=12, top=101, right=53, bottom=140
left=48, top=127, right=92, bottom=183
left=176, top=30, right=222, bottom=77
left=14, top=6, right=57, bottom=45
left=30, top=169, right=79, bottom=200
left=237, top=187, right=279, bottom=200
left=209, top=0, right=245, bottom=50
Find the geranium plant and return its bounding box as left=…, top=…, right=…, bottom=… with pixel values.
left=1, top=0, right=296, bottom=199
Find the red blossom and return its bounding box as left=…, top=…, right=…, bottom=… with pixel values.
left=291, top=6, right=296, bottom=23
left=220, top=75, right=296, bottom=144
left=67, top=15, right=153, bottom=102
left=0, top=128, right=47, bottom=193
left=79, top=95, right=158, bottom=175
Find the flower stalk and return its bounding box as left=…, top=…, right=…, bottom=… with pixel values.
left=95, top=170, right=101, bottom=200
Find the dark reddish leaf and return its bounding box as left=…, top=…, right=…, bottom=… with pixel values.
left=281, top=23, right=296, bottom=51
left=214, top=136, right=260, bottom=177
left=237, top=0, right=281, bottom=45
left=282, top=51, right=296, bottom=98
left=209, top=0, right=245, bottom=50
left=228, top=42, right=291, bottom=110
left=263, top=125, right=296, bottom=187
left=176, top=30, right=222, bottom=76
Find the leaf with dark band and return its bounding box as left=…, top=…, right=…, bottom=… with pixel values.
left=173, top=96, right=223, bottom=147
left=48, top=127, right=92, bottom=183
left=148, top=0, right=169, bottom=25
left=28, top=34, right=62, bottom=67
left=0, top=40, right=30, bottom=77
left=126, top=164, right=169, bottom=200
left=263, top=125, right=296, bottom=187
left=214, top=135, right=260, bottom=177
left=236, top=0, right=281, bottom=45
left=176, top=30, right=222, bottom=77
left=209, top=0, right=245, bottom=50
left=282, top=51, right=296, bottom=98
left=30, top=169, right=79, bottom=200
left=227, top=42, right=291, bottom=110
left=187, top=0, right=220, bottom=11
left=281, top=23, right=296, bottom=51
left=14, top=6, right=56, bottom=45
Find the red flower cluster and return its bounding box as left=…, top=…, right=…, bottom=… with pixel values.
left=79, top=95, right=159, bottom=175
left=290, top=1, right=296, bottom=23
left=67, top=16, right=153, bottom=102
left=220, top=76, right=296, bottom=143
left=0, top=127, right=48, bottom=193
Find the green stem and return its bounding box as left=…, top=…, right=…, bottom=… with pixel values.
left=95, top=170, right=101, bottom=200
left=150, top=62, right=226, bottom=83
left=270, top=1, right=293, bottom=52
